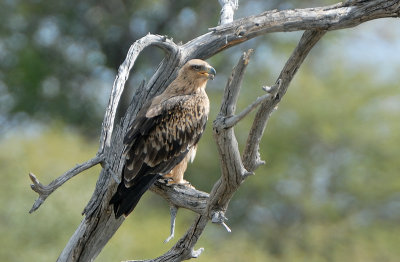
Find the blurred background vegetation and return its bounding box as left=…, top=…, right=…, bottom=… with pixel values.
left=1, top=0, right=400, bottom=261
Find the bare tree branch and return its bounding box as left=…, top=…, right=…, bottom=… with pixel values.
left=187, top=0, right=399, bottom=58
left=150, top=181, right=209, bottom=214
left=218, top=0, right=239, bottom=25
left=29, top=155, right=103, bottom=213
left=243, top=30, right=326, bottom=172
left=210, top=0, right=400, bottom=33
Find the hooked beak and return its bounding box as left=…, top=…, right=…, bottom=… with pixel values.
left=207, top=66, right=216, bottom=80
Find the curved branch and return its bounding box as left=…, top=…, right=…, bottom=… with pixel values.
left=98, top=34, right=179, bottom=154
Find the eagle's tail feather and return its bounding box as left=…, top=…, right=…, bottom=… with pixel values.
left=109, top=174, right=160, bottom=218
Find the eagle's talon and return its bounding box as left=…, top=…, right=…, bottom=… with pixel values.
left=165, top=179, right=196, bottom=189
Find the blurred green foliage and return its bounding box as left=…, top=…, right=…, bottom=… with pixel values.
left=1, top=0, right=400, bottom=261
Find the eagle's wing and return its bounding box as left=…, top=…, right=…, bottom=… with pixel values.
left=122, top=94, right=208, bottom=187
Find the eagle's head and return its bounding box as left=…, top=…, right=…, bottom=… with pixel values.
left=180, top=59, right=216, bottom=81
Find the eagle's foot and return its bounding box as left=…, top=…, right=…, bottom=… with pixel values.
left=164, top=177, right=195, bottom=189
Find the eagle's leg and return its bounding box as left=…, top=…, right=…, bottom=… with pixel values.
left=163, top=156, right=195, bottom=188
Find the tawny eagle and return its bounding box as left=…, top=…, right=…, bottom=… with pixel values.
left=110, top=59, right=215, bottom=218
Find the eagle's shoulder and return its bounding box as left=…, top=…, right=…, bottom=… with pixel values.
left=145, top=94, right=193, bottom=118
left=123, top=94, right=193, bottom=145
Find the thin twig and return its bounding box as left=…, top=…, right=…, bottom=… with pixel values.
left=164, top=205, right=178, bottom=243
left=222, top=80, right=282, bottom=128
left=217, top=49, right=254, bottom=118
left=29, top=154, right=104, bottom=213
left=212, top=211, right=232, bottom=232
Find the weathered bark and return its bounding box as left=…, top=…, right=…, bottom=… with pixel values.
left=28, top=1, right=400, bottom=261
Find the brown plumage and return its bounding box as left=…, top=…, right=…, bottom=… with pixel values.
left=110, top=59, right=216, bottom=218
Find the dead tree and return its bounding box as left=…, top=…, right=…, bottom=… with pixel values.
left=28, top=0, right=400, bottom=261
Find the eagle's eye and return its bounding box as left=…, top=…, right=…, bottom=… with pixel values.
left=192, top=65, right=202, bottom=71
